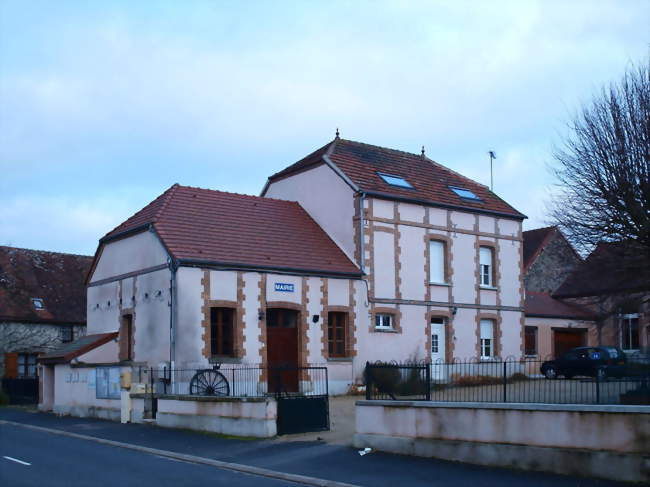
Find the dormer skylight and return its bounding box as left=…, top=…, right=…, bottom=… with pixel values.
left=32, top=298, right=44, bottom=310
left=378, top=172, right=413, bottom=189
left=449, top=186, right=482, bottom=201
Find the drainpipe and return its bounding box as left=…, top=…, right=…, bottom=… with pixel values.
left=359, top=192, right=366, bottom=273
left=168, top=258, right=178, bottom=390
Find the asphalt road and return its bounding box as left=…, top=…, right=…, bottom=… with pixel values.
left=0, top=408, right=628, bottom=487
left=0, top=423, right=298, bottom=487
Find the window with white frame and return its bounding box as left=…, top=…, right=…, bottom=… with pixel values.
left=375, top=313, right=394, bottom=331
left=429, top=240, right=446, bottom=284
left=480, top=319, right=495, bottom=359
left=621, top=314, right=639, bottom=350
left=479, top=247, right=494, bottom=287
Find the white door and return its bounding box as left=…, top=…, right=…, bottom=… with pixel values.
left=431, top=318, right=446, bottom=380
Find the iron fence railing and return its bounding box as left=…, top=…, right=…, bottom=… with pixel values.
left=135, top=364, right=328, bottom=398
left=364, top=357, right=650, bottom=405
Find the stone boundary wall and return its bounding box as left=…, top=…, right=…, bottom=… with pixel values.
left=131, top=393, right=277, bottom=438
left=354, top=400, right=650, bottom=483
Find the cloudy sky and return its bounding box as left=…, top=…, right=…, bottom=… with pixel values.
left=1, top=0, right=648, bottom=255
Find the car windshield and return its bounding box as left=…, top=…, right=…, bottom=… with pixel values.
left=603, top=347, right=619, bottom=358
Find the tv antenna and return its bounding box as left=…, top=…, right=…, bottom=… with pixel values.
left=488, top=151, right=497, bottom=191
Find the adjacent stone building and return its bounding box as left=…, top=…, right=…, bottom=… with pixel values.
left=0, top=246, right=91, bottom=378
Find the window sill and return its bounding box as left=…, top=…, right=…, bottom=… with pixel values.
left=327, top=357, right=353, bottom=362
left=209, top=356, right=242, bottom=364
left=375, top=328, right=399, bottom=333
left=524, top=354, right=538, bottom=359
left=479, top=285, right=498, bottom=291
left=429, top=282, right=451, bottom=287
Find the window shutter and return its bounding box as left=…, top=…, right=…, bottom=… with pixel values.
left=480, top=247, right=492, bottom=266
left=429, top=240, right=445, bottom=283
left=4, top=353, right=18, bottom=378
left=480, top=320, right=493, bottom=340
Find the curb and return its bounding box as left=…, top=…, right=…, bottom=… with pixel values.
left=0, top=420, right=359, bottom=487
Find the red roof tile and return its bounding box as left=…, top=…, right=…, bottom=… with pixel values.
left=525, top=291, right=595, bottom=319
left=0, top=247, right=92, bottom=324
left=102, top=185, right=361, bottom=277
left=268, top=138, right=525, bottom=219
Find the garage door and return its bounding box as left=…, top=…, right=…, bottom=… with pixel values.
left=553, top=329, right=586, bottom=358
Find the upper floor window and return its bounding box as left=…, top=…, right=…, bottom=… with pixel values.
left=479, top=246, right=494, bottom=287
left=449, top=186, right=482, bottom=201
left=60, top=327, right=73, bottom=343
left=377, top=172, right=413, bottom=189
left=621, top=314, right=639, bottom=351
left=211, top=307, right=235, bottom=357
left=480, top=319, right=495, bottom=359
left=119, top=314, right=134, bottom=361
left=429, top=240, right=447, bottom=284
left=327, top=312, right=349, bottom=358
left=375, top=313, right=394, bottom=331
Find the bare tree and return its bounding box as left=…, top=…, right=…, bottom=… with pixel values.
left=549, top=57, right=650, bottom=258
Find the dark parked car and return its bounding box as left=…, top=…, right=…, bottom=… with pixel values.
left=541, top=346, right=627, bottom=380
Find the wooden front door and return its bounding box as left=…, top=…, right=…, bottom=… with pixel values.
left=553, top=329, right=586, bottom=358
left=266, top=308, right=299, bottom=393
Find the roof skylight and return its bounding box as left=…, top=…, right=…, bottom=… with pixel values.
left=32, top=298, right=44, bottom=310
left=449, top=186, right=481, bottom=201
left=377, top=172, right=413, bottom=189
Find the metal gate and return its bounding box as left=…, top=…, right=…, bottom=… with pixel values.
left=272, top=366, right=330, bottom=435
left=1, top=378, right=38, bottom=404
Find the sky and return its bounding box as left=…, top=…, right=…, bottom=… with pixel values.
left=1, top=0, right=648, bottom=256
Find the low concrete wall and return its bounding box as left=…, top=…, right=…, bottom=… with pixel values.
left=354, top=400, right=650, bottom=483
left=135, top=394, right=277, bottom=438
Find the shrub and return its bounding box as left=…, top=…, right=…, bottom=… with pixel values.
left=451, top=374, right=501, bottom=387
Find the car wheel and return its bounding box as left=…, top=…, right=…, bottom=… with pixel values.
left=596, top=367, right=607, bottom=381
left=544, top=367, right=557, bottom=379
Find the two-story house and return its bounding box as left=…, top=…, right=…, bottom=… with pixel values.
left=39, top=136, right=527, bottom=404
left=263, top=136, right=526, bottom=379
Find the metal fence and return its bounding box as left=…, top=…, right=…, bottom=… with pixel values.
left=364, top=357, right=650, bottom=405
left=135, top=364, right=328, bottom=398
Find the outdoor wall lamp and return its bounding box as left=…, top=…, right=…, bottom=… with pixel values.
left=258, top=310, right=265, bottom=321
left=451, top=306, right=458, bottom=316
left=312, top=315, right=319, bottom=323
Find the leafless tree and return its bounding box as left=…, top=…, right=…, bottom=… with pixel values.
left=549, top=57, right=649, bottom=261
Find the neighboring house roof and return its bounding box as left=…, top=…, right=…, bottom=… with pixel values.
left=38, top=332, right=118, bottom=364
left=522, top=226, right=581, bottom=272
left=265, top=137, right=525, bottom=220
left=553, top=241, right=650, bottom=298
left=522, top=226, right=556, bottom=271
left=100, top=185, right=361, bottom=277
left=0, top=246, right=92, bottom=324
left=525, top=291, right=595, bottom=320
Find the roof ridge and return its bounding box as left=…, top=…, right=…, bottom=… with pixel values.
left=338, top=138, right=423, bottom=159
left=152, top=183, right=180, bottom=223
left=523, top=225, right=557, bottom=234
left=0, top=245, right=93, bottom=259
left=172, top=184, right=304, bottom=205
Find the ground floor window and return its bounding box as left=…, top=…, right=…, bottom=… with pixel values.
left=524, top=326, right=537, bottom=356
left=211, top=307, right=235, bottom=356
left=375, top=313, right=394, bottom=331
left=621, top=314, right=639, bottom=350
left=480, top=319, right=494, bottom=359
left=327, top=312, right=348, bottom=357
left=18, top=353, right=38, bottom=378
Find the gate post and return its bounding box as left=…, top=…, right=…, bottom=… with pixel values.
left=365, top=362, right=371, bottom=400
left=502, top=360, right=507, bottom=403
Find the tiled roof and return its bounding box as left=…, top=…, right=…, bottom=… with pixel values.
left=102, top=185, right=361, bottom=277
left=38, top=332, right=118, bottom=364
left=0, top=246, right=92, bottom=324
left=553, top=241, right=650, bottom=298
left=525, top=291, right=595, bottom=319
left=522, top=226, right=557, bottom=271
left=267, top=138, right=525, bottom=219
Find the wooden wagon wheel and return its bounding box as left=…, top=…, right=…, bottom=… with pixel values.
left=189, top=369, right=230, bottom=396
